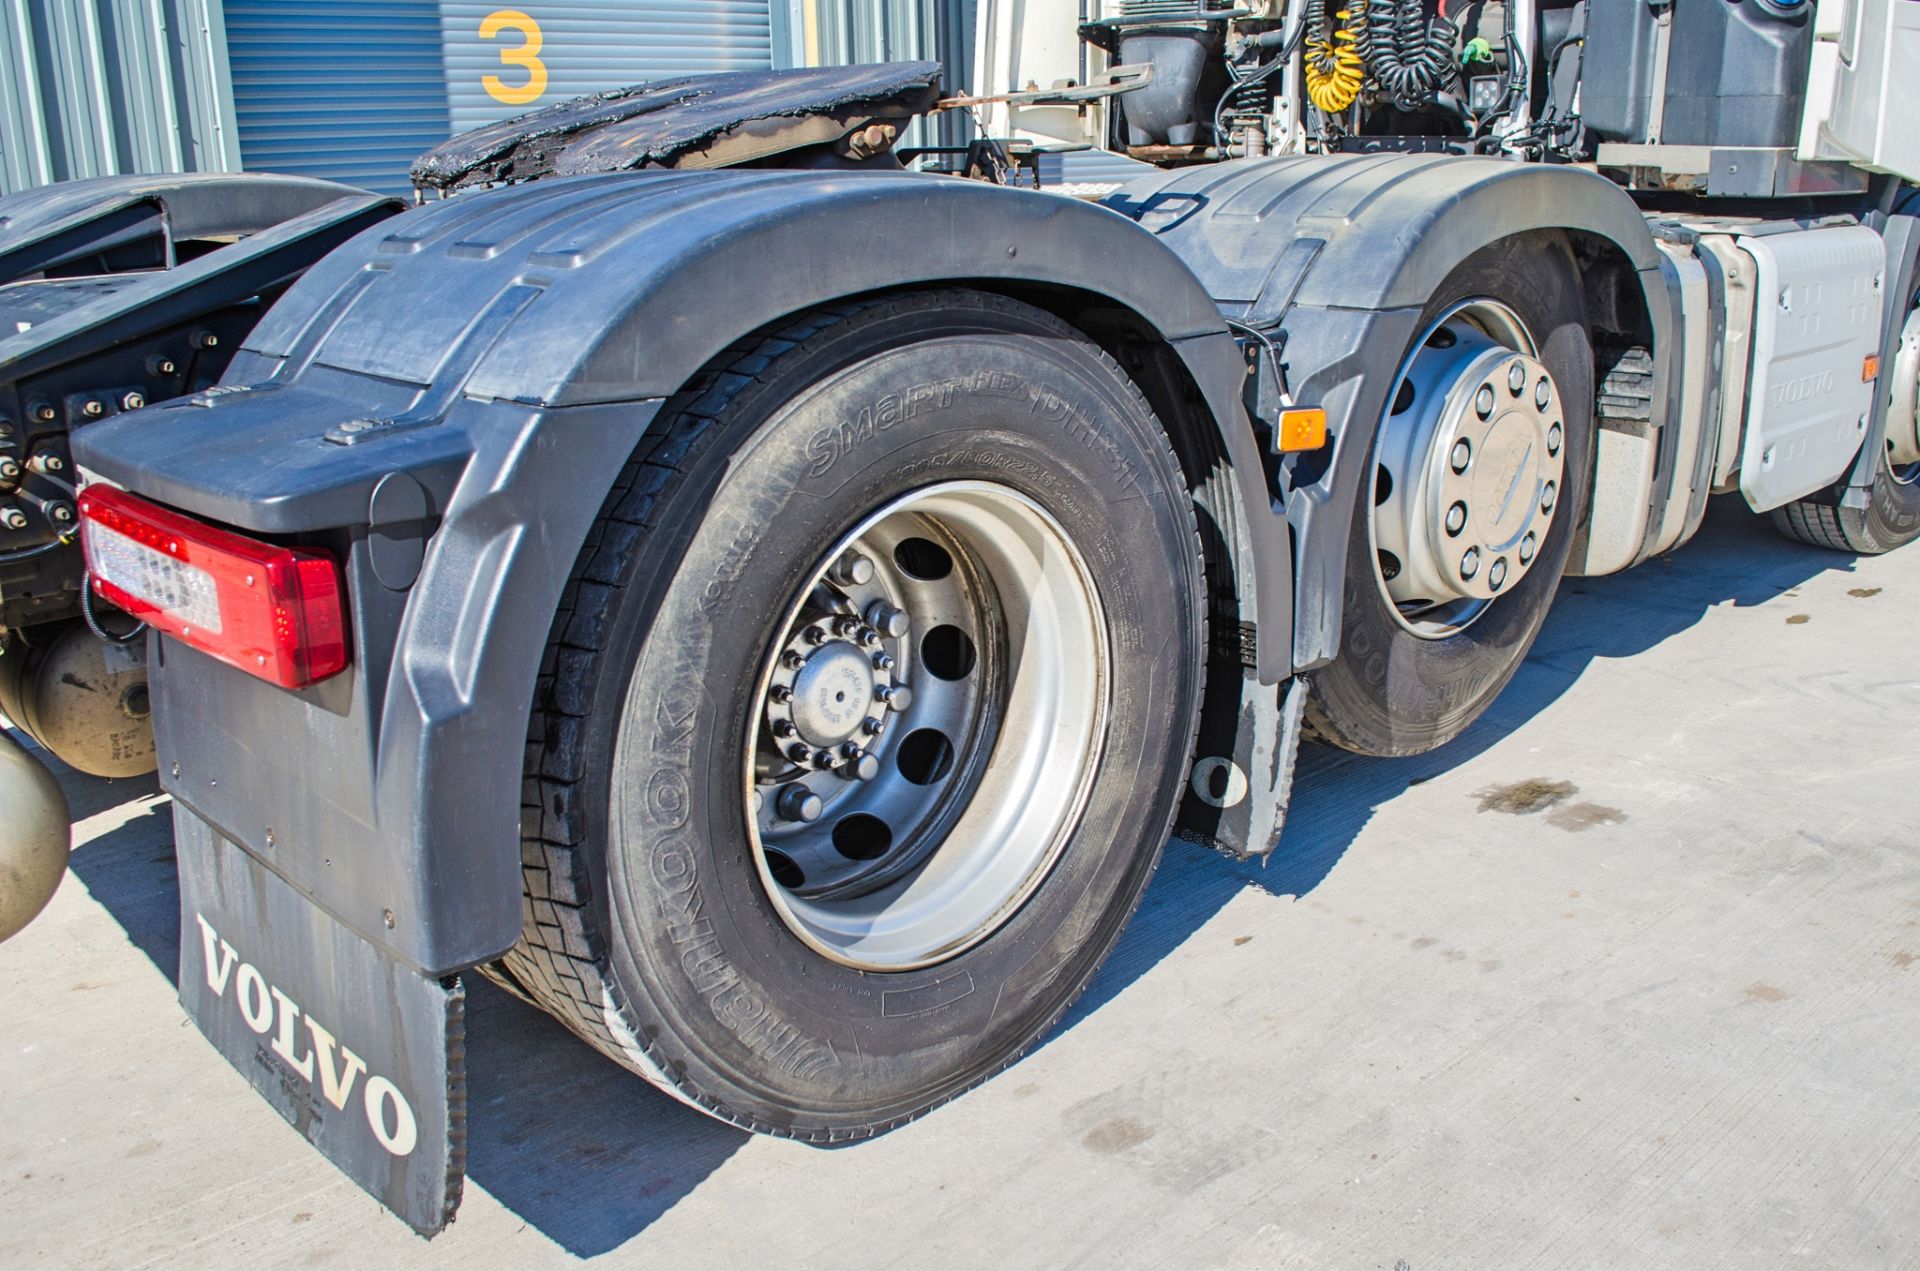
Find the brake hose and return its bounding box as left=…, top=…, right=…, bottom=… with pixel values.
left=1303, top=0, right=1367, bottom=114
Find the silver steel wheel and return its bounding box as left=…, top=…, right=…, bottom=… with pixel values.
left=1370, top=298, right=1566, bottom=639
left=744, top=481, right=1108, bottom=971
left=1886, top=303, right=1920, bottom=486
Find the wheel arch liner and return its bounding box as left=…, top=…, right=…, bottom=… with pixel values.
left=73, top=169, right=1281, bottom=984
left=1105, top=155, right=1672, bottom=668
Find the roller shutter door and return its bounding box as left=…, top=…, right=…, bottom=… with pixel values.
left=223, top=0, right=774, bottom=195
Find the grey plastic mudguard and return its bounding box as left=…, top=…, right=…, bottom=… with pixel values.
left=74, top=168, right=1283, bottom=974
left=1106, top=154, right=1674, bottom=670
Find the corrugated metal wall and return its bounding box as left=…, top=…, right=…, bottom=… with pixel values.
left=804, top=0, right=973, bottom=148
left=438, top=2, right=773, bottom=136
left=2, top=2, right=973, bottom=198
left=223, top=0, right=454, bottom=194
left=0, top=0, right=241, bottom=194
left=223, top=0, right=774, bottom=196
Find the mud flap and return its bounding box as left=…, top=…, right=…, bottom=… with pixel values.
left=174, top=808, right=466, bottom=1235
left=1174, top=670, right=1307, bottom=858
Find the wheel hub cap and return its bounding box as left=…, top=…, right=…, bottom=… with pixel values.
left=775, top=637, right=888, bottom=754
left=1371, top=301, right=1563, bottom=638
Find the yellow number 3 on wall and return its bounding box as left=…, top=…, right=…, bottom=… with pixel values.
left=481, top=9, right=548, bottom=106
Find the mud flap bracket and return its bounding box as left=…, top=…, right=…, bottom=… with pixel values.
left=1174, top=670, right=1307, bottom=859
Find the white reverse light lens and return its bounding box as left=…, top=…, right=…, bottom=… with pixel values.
left=86, top=521, right=223, bottom=633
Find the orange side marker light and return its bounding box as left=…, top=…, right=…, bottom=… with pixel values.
left=1278, top=407, right=1328, bottom=452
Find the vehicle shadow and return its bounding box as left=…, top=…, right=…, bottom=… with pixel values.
left=1057, top=494, right=1861, bottom=1030
left=43, top=494, right=1860, bottom=1259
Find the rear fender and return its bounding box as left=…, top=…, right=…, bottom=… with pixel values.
left=76, top=169, right=1287, bottom=969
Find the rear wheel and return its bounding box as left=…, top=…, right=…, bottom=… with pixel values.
left=1306, top=237, right=1594, bottom=756
left=502, top=290, right=1205, bottom=1136
left=1771, top=296, right=1920, bottom=554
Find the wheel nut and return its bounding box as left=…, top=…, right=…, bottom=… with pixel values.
left=1474, top=386, right=1495, bottom=419
left=829, top=552, right=875, bottom=586
left=1444, top=501, right=1467, bottom=536
left=776, top=784, right=823, bottom=823
left=1508, top=362, right=1526, bottom=394
left=805, top=625, right=830, bottom=645
left=1450, top=439, right=1472, bottom=472
left=1547, top=422, right=1562, bottom=455
left=1534, top=378, right=1550, bottom=410
left=773, top=719, right=796, bottom=738
left=1540, top=481, right=1557, bottom=514
left=787, top=743, right=811, bottom=764
left=862, top=716, right=885, bottom=737
left=834, top=616, right=862, bottom=639
left=848, top=752, right=880, bottom=781
left=878, top=684, right=913, bottom=712
left=872, top=652, right=895, bottom=672
left=1488, top=556, right=1508, bottom=590
left=1460, top=546, right=1481, bottom=580
left=784, top=650, right=807, bottom=670
left=1519, top=532, right=1537, bottom=564
left=814, top=750, right=835, bottom=769
left=771, top=685, right=793, bottom=704
left=860, top=627, right=881, bottom=648
left=866, top=602, right=911, bottom=640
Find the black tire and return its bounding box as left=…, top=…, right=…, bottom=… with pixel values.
left=1305, top=236, right=1595, bottom=757
left=500, top=289, right=1205, bottom=1137
left=1770, top=470, right=1920, bottom=555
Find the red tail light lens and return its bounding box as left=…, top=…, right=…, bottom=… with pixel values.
left=78, top=486, right=349, bottom=689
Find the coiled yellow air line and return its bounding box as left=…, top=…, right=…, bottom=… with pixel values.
left=1305, top=6, right=1367, bottom=114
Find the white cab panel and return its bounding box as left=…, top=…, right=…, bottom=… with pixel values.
left=1735, top=226, right=1882, bottom=512
left=1798, top=0, right=1920, bottom=183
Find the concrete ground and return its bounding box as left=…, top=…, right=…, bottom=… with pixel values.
left=4, top=495, right=1918, bottom=1269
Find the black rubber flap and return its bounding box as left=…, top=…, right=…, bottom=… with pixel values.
left=412, top=61, right=941, bottom=190
left=174, top=808, right=466, bottom=1235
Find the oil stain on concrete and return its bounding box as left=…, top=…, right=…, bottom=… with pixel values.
left=1546, top=802, right=1628, bottom=832
left=1474, top=779, right=1625, bottom=833
left=1475, top=778, right=1579, bottom=815
left=1083, top=1117, right=1155, bottom=1155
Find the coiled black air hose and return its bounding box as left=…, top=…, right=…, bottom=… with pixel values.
left=1364, top=0, right=1457, bottom=111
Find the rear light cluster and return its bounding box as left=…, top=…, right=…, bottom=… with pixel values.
left=78, top=486, right=349, bottom=689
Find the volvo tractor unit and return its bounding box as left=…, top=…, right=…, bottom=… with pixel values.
left=1, top=0, right=1915, bottom=1232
